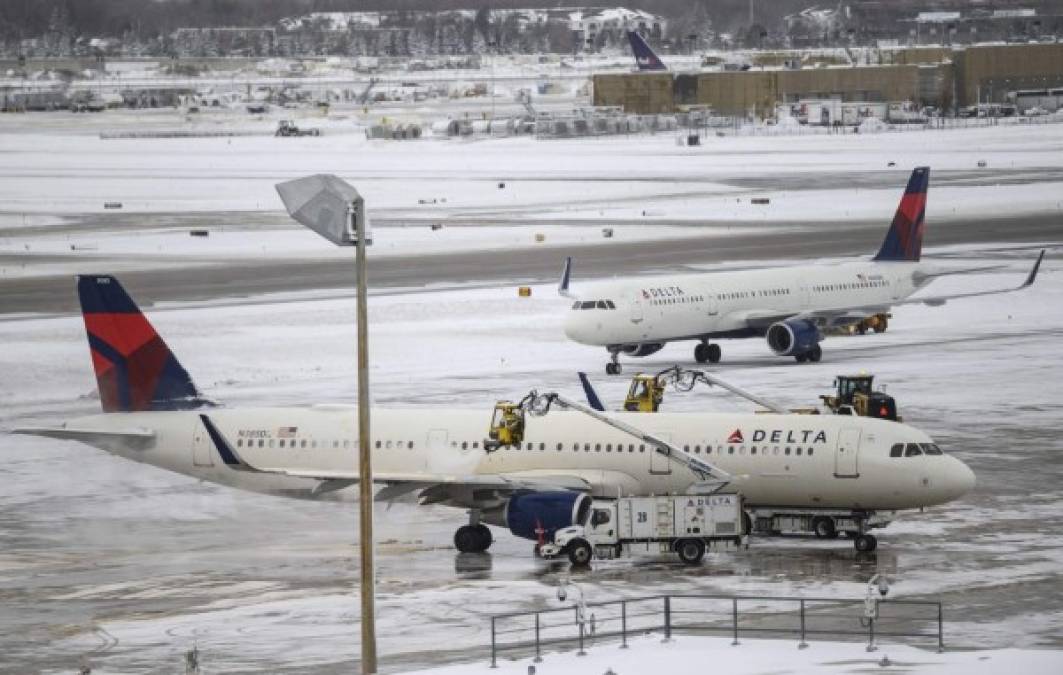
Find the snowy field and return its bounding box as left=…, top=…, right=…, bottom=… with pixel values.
left=1, top=108, right=1063, bottom=672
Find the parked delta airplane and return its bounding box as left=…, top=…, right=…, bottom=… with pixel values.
left=16, top=275, right=977, bottom=555
left=627, top=31, right=667, bottom=71
left=561, top=167, right=1045, bottom=373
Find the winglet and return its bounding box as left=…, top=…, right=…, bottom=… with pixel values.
left=199, top=414, right=252, bottom=471
left=578, top=372, right=606, bottom=411
left=558, top=256, right=574, bottom=299
left=1023, top=249, right=1045, bottom=288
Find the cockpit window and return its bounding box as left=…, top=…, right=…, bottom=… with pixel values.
left=605, top=300, right=616, bottom=309
left=596, top=300, right=609, bottom=309
left=890, top=443, right=903, bottom=458
left=904, top=443, right=923, bottom=457
left=571, top=301, right=580, bottom=310
left=575, top=300, right=617, bottom=310
left=580, top=301, right=596, bottom=309
left=921, top=443, right=943, bottom=455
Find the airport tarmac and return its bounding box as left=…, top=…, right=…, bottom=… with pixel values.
left=2, top=243, right=1062, bottom=673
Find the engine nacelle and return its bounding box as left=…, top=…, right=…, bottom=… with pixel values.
left=621, top=343, right=665, bottom=358
left=491, top=491, right=592, bottom=541
left=766, top=318, right=821, bottom=356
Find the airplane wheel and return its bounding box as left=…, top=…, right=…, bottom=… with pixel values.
left=676, top=539, right=706, bottom=565
left=812, top=516, right=837, bottom=539
left=566, top=538, right=593, bottom=567
left=808, top=345, right=823, bottom=362
left=474, top=524, right=493, bottom=551
left=707, top=344, right=721, bottom=363
left=854, top=533, right=878, bottom=552
left=606, top=362, right=622, bottom=376
left=454, top=525, right=481, bottom=553
left=795, top=353, right=808, bottom=363
left=694, top=343, right=710, bottom=363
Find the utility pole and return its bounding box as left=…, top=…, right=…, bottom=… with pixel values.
left=275, top=175, right=377, bottom=674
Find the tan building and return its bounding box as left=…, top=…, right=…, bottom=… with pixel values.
left=593, top=42, right=1063, bottom=116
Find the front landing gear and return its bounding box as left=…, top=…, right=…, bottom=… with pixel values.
left=454, top=523, right=492, bottom=553
left=606, top=349, right=622, bottom=375
left=694, top=341, right=721, bottom=364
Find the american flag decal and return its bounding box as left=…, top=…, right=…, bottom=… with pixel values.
left=278, top=426, right=298, bottom=438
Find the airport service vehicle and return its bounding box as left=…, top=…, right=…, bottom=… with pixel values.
left=17, top=276, right=976, bottom=556
left=820, top=374, right=899, bottom=422
left=275, top=120, right=321, bottom=137
left=560, top=167, right=1045, bottom=372
left=540, top=494, right=744, bottom=566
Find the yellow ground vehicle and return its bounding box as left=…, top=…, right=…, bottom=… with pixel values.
left=484, top=401, right=526, bottom=451
left=623, top=374, right=665, bottom=412
left=820, top=374, right=899, bottom=421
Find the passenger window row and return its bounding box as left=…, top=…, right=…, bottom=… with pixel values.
left=572, top=300, right=616, bottom=310
left=814, top=280, right=887, bottom=292
left=651, top=295, right=705, bottom=306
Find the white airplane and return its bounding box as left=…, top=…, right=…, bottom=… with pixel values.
left=16, top=275, right=976, bottom=556
left=561, top=167, right=1045, bottom=373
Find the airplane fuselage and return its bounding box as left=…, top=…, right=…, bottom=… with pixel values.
left=59, top=405, right=975, bottom=512
left=564, top=260, right=927, bottom=347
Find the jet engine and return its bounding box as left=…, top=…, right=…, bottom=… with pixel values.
left=621, top=343, right=665, bottom=358
left=484, top=491, right=592, bottom=541
left=766, top=319, right=821, bottom=356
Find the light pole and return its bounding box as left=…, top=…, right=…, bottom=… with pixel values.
left=275, top=174, right=377, bottom=674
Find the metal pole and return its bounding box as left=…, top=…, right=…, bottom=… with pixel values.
left=867, top=617, right=876, bottom=652
left=490, top=616, right=497, bottom=668
left=731, top=598, right=739, bottom=645
left=937, top=604, right=944, bottom=653
left=534, top=613, right=542, bottom=663
left=799, top=600, right=808, bottom=649
left=620, top=601, right=628, bottom=649
left=577, top=617, right=586, bottom=656
left=663, top=596, right=672, bottom=642
left=356, top=208, right=377, bottom=674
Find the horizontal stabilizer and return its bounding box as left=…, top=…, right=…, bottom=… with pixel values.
left=14, top=425, right=155, bottom=449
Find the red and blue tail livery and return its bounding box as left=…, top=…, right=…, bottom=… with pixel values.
left=874, top=166, right=929, bottom=262
left=77, top=275, right=210, bottom=412
left=627, top=31, right=667, bottom=72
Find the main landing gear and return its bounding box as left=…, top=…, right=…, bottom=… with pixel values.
left=454, top=512, right=492, bottom=553
left=694, top=341, right=721, bottom=364
left=794, top=344, right=823, bottom=364
left=606, top=349, right=622, bottom=375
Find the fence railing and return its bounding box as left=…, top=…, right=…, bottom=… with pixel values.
left=488, top=593, right=944, bottom=667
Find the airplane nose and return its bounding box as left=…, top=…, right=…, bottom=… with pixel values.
left=945, top=457, right=977, bottom=500
left=563, top=311, right=589, bottom=344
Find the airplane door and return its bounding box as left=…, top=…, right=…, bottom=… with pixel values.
left=426, top=429, right=448, bottom=470
left=649, top=433, right=673, bottom=475
left=630, top=291, right=644, bottom=324
left=834, top=428, right=861, bottom=478
left=192, top=419, right=213, bottom=467
left=706, top=293, right=719, bottom=316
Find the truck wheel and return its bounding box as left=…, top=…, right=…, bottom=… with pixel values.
left=676, top=539, right=706, bottom=565
left=854, top=533, right=878, bottom=552
left=873, top=317, right=888, bottom=333
left=566, top=538, right=593, bottom=566
left=812, top=516, right=837, bottom=539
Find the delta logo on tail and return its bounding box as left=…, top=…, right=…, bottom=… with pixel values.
left=77, top=275, right=210, bottom=413
left=626, top=31, right=667, bottom=72
left=874, top=166, right=928, bottom=262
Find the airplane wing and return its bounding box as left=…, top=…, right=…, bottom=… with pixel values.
left=198, top=414, right=590, bottom=505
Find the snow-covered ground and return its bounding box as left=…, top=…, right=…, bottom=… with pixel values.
left=2, top=245, right=1062, bottom=673
left=407, top=635, right=1063, bottom=675
left=1, top=107, right=1062, bottom=673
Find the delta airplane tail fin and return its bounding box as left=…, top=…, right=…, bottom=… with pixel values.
left=627, top=31, right=667, bottom=72
left=874, top=166, right=929, bottom=262
left=77, top=275, right=211, bottom=413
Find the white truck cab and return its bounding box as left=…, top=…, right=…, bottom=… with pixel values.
left=540, top=494, right=746, bottom=566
